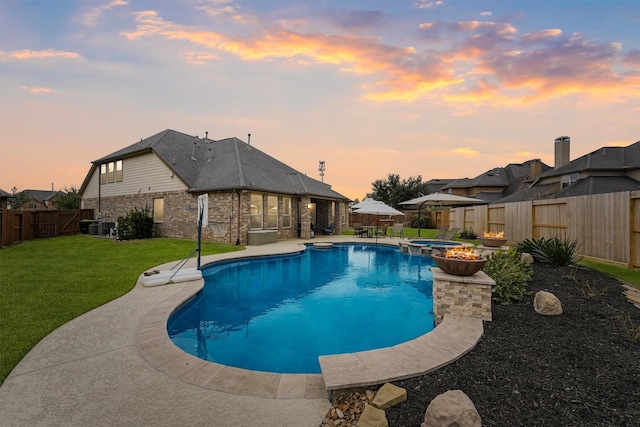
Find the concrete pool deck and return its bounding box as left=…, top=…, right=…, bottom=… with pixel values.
left=0, top=235, right=483, bottom=426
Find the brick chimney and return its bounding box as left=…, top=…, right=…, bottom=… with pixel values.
left=554, top=136, right=570, bottom=169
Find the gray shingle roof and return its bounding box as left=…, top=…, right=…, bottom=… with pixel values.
left=538, top=141, right=640, bottom=179
left=91, top=129, right=349, bottom=200
left=554, top=176, right=640, bottom=198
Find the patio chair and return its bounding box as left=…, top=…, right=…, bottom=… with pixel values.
left=376, top=225, right=388, bottom=238
left=353, top=223, right=367, bottom=237
left=443, top=227, right=460, bottom=240
left=322, top=223, right=335, bottom=235
left=391, top=223, right=404, bottom=238
left=435, top=226, right=449, bottom=239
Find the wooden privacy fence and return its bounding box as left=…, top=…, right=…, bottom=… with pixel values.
left=448, top=190, right=640, bottom=268
left=0, top=209, right=94, bottom=247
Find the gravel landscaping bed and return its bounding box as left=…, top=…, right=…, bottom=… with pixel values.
left=384, top=263, right=640, bottom=426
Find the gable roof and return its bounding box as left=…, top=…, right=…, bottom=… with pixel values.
left=441, top=159, right=552, bottom=200
left=83, top=129, right=349, bottom=200
left=537, top=141, right=640, bottom=179
left=23, top=190, right=60, bottom=203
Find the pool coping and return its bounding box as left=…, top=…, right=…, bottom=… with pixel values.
left=134, top=236, right=484, bottom=399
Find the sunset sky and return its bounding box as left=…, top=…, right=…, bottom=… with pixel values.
left=1, top=0, right=638, bottom=201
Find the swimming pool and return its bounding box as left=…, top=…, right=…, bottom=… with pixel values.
left=167, top=243, right=435, bottom=374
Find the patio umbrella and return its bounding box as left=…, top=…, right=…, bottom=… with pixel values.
left=353, top=201, right=405, bottom=242
left=399, top=193, right=486, bottom=237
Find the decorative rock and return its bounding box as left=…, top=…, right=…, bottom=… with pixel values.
left=372, top=383, right=407, bottom=410
left=422, top=390, right=481, bottom=427
left=357, top=404, right=388, bottom=427
left=534, top=291, right=563, bottom=315
left=520, top=252, right=534, bottom=264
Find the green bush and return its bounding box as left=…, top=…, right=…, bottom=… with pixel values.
left=517, top=236, right=582, bottom=267
left=116, top=207, right=154, bottom=240
left=410, top=216, right=430, bottom=229
left=484, top=248, right=533, bottom=305
left=459, top=228, right=477, bottom=239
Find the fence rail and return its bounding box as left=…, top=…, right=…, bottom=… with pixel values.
left=448, top=190, right=640, bottom=268
left=0, top=209, right=94, bottom=247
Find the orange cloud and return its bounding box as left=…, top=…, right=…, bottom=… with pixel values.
left=453, top=148, right=480, bottom=157
left=0, top=49, right=81, bottom=60
left=21, top=86, right=52, bottom=93
left=121, top=11, right=640, bottom=107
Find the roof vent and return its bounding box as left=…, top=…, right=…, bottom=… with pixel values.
left=191, top=140, right=197, bottom=161
left=248, top=133, right=251, bottom=146
left=207, top=147, right=212, bottom=162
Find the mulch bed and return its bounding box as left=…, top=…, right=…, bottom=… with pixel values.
left=385, top=263, right=640, bottom=426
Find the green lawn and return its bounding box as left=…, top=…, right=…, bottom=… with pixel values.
left=0, top=235, right=243, bottom=385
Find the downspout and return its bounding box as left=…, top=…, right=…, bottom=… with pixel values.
left=236, top=190, right=241, bottom=245
left=97, top=165, right=101, bottom=218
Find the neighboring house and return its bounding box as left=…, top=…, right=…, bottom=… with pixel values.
left=439, top=159, right=551, bottom=203
left=78, top=129, right=351, bottom=245
left=0, top=189, right=10, bottom=210
left=17, top=189, right=61, bottom=210
left=498, top=138, right=640, bottom=203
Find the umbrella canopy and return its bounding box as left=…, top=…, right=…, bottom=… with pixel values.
left=400, top=193, right=486, bottom=207
left=353, top=200, right=405, bottom=216
left=350, top=198, right=378, bottom=210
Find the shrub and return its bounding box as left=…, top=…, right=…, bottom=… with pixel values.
left=459, top=228, right=477, bottom=239
left=517, top=236, right=582, bottom=267
left=612, top=312, right=640, bottom=343
left=116, top=207, right=154, bottom=240
left=410, top=216, right=430, bottom=229
left=484, top=248, right=533, bottom=305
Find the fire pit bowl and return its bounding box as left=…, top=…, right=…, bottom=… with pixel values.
left=432, top=253, right=487, bottom=276
left=478, top=237, right=508, bottom=247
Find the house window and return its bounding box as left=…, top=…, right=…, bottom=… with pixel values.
left=282, top=197, right=291, bottom=228
left=115, top=160, right=123, bottom=182
left=561, top=173, right=579, bottom=189
left=267, top=195, right=278, bottom=229
left=108, top=162, right=115, bottom=183
left=153, top=198, right=164, bottom=223
left=250, top=194, right=263, bottom=229
left=100, top=164, right=107, bottom=184
left=100, top=160, right=123, bottom=184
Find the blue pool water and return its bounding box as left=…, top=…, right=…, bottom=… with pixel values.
left=167, top=244, right=435, bottom=374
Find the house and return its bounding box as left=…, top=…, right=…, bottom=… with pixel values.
left=78, top=129, right=351, bottom=245
left=16, top=189, right=61, bottom=210
left=497, top=137, right=640, bottom=203
left=439, top=159, right=551, bottom=203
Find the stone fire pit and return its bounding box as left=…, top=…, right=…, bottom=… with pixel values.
left=478, top=237, right=507, bottom=247
left=431, top=253, right=486, bottom=276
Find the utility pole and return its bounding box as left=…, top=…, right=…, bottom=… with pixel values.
left=318, top=160, right=325, bottom=182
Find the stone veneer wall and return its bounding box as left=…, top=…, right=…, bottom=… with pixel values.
left=432, top=268, right=496, bottom=324
left=82, top=191, right=326, bottom=245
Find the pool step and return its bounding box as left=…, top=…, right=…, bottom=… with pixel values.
left=318, top=313, right=483, bottom=391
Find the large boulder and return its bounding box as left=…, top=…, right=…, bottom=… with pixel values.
left=534, top=291, right=563, bottom=315
left=520, top=252, right=534, bottom=264
left=422, top=390, right=481, bottom=427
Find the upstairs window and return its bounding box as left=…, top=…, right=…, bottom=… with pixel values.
left=100, top=160, right=123, bottom=184
left=561, top=173, right=579, bottom=189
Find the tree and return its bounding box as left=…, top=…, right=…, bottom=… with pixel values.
left=53, top=186, right=81, bottom=210
left=367, top=174, right=429, bottom=208
left=8, top=187, right=30, bottom=209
